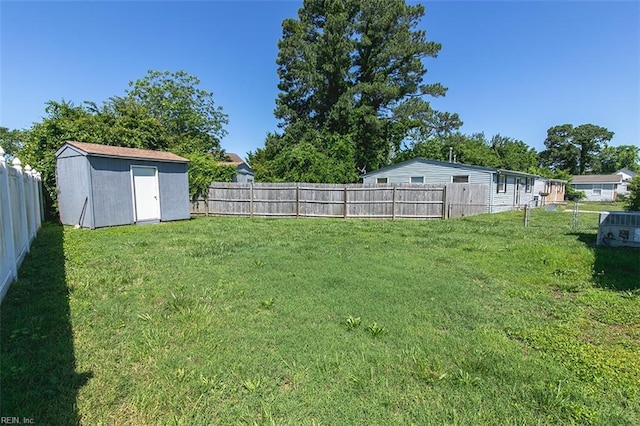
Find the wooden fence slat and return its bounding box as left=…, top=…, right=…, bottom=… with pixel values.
left=192, top=182, right=488, bottom=220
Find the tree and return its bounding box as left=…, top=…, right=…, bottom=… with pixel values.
left=490, top=134, right=537, bottom=172
left=538, top=123, right=614, bottom=174
left=21, top=70, right=229, bottom=219
left=252, top=0, right=447, bottom=182
left=0, top=127, right=26, bottom=156
left=625, top=176, right=640, bottom=211
left=598, top=145, right=640, bottom=173
left=396, top=132, right=538, bottom=173
left=125, top=70, right=228, bottom=156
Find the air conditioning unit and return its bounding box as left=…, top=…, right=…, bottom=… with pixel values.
left=596, top=211, right=640, bottom=248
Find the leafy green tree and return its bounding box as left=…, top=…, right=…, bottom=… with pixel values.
left=21, top=101, right=98, bottom=218
left=490, top=134, right=537, bottom=172
left=0, top=127, right=26, bottom=156
left=185, top=154, right=236, bottom=200
left=125, top=70, right=228, bottom=156
left=396, top=132, right=537, bottom=173
left=625, top=176, right=640, bottom=211
left=539, top=124, right=614, bottom=174
left=21, top=70, right=229, bottom=219
left=253, top=0, right=447, bottom=181
left=598, top=145, right=640, bottom=173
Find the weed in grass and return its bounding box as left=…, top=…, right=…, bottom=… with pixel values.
left=344, top=316, right=361, bottom=330
left=242, top=377, right=263, bottom=393
left=366, top=322, right=387, bottom=337
left=261, top=298, right=274, bottom=309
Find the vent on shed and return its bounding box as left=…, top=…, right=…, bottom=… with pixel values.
left=596, top=211, right=640, bottom=248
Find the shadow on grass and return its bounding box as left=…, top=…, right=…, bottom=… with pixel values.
left=572, top=232, right=640, bottom=291
left=1, top=223, right=91, bottom=424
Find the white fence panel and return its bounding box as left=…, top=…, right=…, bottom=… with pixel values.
left=0, top=147, right=44, bottom=302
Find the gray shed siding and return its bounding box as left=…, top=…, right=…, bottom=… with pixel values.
left=88, top=157, right=136, bottom=228
left=157, top=162, right=190, bottom=221
left=88, top=157, right=189, bottom=227
left=56, top=152, right=94, bottom=228
left=56, top=144, right=189, bottom=228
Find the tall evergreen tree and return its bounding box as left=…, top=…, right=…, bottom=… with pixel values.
left=250, top=0, right=446, bottom=181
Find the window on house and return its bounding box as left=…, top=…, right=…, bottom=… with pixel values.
left=497, top=175, right=506, bottom=193
left=410, top=176, right=424, bottom=184
left=452, top=175, right=469, bottom=183
left=376, top=177, right=388, bottom=184
left=592, top=184, right=602, bottom=195
left=525, top=178, right=532, bottom=193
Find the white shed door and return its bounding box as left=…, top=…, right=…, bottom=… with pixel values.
left=132, top=166, right=160, bottom=222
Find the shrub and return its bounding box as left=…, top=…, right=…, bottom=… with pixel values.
left=625, top=176, right=640, bottom=211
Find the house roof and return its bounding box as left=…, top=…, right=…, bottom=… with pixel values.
left=58, top=141, right=189, bottom=163
left=617, top=168, right=636, bottom=178
left=361, top=157, right=539, bottom=179
left=220, top=153, right=246, bottom=166
left=571, top=174, right=623, bottom=184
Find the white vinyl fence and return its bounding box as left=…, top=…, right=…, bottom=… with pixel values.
left=0, top=146, right=44, bottom=302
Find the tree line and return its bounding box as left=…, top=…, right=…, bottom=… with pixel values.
left=2, top=0, right=638, bottom=219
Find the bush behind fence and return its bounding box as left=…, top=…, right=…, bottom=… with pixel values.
left=1, top=147, right=44, bottom=302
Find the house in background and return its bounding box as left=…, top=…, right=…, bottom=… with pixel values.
left=55, top=141, right=190, bottom=229
left=616, top=168, right=636, bottom=196
left=533, top=178, right=566, bottom=205
left=361, top=158, right=540, bottom=213
left=221, top=153, right=254, bottom=183
left=570, top=174, right=624, bottom=202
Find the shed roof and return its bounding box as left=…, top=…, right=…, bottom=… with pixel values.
left=361, top=158, right=539, bottom=179
left=58, top=141, right=189, bottom=163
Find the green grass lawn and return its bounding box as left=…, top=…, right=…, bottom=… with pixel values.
left=2, top=210, right=639, bottom=425
left=570, top=201, right=626, bottom=212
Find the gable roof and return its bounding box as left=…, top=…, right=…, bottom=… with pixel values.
left=571, top=174, right=623, bottom=184
left=617, top=168, right=636, bottom=178
left=57, top=141, right=189, bottom=163
left=361, top=157, right=539, bottom=179
left=220, top=153, right=246, bottom=166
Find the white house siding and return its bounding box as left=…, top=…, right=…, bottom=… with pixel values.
left=362, top=160, right=493, bottom=211
left=362, top=159, right=537, bottom=213
left=362, top=161, right=491, bottom=185
left=572, top=183, right=617, bottom=202
left=491, top=175, right=537, bottom=212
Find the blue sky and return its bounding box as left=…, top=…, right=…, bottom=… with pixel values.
left=1, top=1, right=638, bottom=160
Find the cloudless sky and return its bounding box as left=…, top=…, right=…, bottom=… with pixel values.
left=1, top=1, right=638, bottom=161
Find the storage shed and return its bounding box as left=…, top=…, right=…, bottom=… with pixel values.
left=55, top=141, right=190, bottom=229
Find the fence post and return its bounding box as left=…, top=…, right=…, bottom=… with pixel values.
left=33, top=171, right=42, bottom=230
left=0, top=147, right=17, bottom=293
left=12, top=157, right=29, bottom=264
left=392, top=185, right=397, bottom=220
left=24, top=165, right=36, bottom=242
left=249, top=183, right=254, bottom=217
left=442, top=185, right=448, bottom=219
left=296, top=185, right=300, bottom=218
left=343, top=186, right=348, bottom=219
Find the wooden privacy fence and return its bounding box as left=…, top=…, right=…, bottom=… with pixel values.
left=191, top=182, right=488, bottom=220
left=0, top=147, right=44, bottom=302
